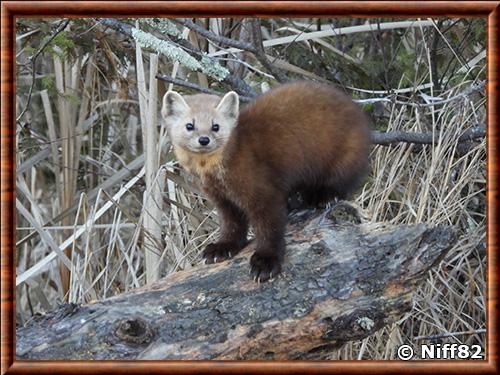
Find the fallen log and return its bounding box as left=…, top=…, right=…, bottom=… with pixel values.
left=16, top=203, right=456, bottom=360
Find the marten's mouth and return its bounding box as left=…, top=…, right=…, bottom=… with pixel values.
left=187, top=145, right=219, bottom=154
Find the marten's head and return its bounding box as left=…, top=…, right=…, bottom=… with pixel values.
left=162, top=91, right=239, bottom=154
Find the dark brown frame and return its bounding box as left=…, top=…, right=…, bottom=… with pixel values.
left=1, top=1, right=498, bottom=374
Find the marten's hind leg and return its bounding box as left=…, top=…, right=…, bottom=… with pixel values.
left=296, top=170, right=368, bottom=209
left=299, top=185, right=341, bottom=208
left=289, top=160, right=369, bottom=211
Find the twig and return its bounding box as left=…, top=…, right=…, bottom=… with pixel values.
left=371, top=124, right=485, bottom=146
left=429, top=19, right=443, bottom=92
left=174, top=18, right=288, bottom=83
left=172, top=18, right=257, bottom=53
left=417, top=80, right=485, bottom=106
left=355, top=80, right=484, bottom=107
left=347, top=83, right=434, bottom=95
left=155, top=74, right=254, bottom=102
left=16, top=19, right=71, bottom=123
left=249, top=19, right=288, bottom=83
left=221, top=74, right=258, bottom=98
left=98, top=18, right=132, bottom=36
left=163, top=19, right=265, bottom=93
left=413, top=328, right=486, bottom=341
left=218, top=57, right=275, bottom=79
left=430, top=18, right=467, bottom=68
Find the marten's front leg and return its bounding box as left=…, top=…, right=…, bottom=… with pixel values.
left=203, top=197, right=249, bottom=264
left=247, top=196, right=287, bottom=282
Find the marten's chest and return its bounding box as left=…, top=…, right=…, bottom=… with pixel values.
left=174, top=147, right=225, bottom=179
left=174, top=147, right=245, bottom=207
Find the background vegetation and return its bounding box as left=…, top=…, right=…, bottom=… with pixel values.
left=15, top=17, right=486, bottom=359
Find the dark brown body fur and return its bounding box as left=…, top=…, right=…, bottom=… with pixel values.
left=201, top=81, right=371, bottom=282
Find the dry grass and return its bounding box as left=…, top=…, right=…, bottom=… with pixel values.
left=332, top=80, right=486, bottom=359
left=15, top=17, right=486, bottom=360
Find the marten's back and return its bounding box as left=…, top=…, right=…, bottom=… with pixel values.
left=226, top=81, right=371, bottom=191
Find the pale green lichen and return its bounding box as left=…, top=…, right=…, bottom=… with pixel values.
left=132, top=27, right=201, bottom=71
left=200, top=55, right=229, bottom=81
left=140, top=18, right=181, bottom=37
left=356, top=317, right=375, bottom=331
left=132, top=27, right=229, bottom=81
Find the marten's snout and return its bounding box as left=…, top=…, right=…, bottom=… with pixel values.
left=198, top=136, right=210, bottom=146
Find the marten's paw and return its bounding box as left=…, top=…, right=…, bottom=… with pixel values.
left=202, top=242, right=244, bottom=264
left=250, top=252, right=282, bottom=283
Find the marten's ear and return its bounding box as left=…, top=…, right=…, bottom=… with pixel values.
left=162, top=91, right=189, bottom=120
left=216, top=91, right=239, bottom=119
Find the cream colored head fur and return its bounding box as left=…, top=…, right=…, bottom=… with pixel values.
left=161, top=91, right=239, bottom=155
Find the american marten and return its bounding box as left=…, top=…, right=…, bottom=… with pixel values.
left=162, top=81, right=371, bottom=282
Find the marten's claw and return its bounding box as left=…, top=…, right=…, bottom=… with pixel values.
left=202, top=241, right=245, bottom=265
left=250, top=252, right=282, bottom=283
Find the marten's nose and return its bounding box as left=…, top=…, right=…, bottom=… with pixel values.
left=198, top=136, right=210, bottom=146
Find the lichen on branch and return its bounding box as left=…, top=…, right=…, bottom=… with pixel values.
left=140, top=18, right=181, bottom=37
left=131, top=27, right=229, bottom=81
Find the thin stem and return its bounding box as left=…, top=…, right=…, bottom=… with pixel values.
left=16, top=19, right=71, bottom=123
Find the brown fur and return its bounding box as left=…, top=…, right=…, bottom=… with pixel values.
left=168, top=81, right=371, bottom=282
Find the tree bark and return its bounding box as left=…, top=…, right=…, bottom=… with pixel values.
left=16, top=203, right=456, bottom=360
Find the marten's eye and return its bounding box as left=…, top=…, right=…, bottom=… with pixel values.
left=212, top=124, right=220, bottom=132
left=185, top=123, right=194, bottom=131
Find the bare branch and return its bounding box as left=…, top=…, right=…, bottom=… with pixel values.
left=172, top=18, right=288, bottom=83
left=172, top=18, right=257, bottom=53
left=249, top=19, right=289, bottom=83
left=222, top=75, right=258, bottom=98
left=371, top=124, right=485, bottom=146
left=156, top=74, right=254, bottom=102
left=355, top=80, right=485, bottom=107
